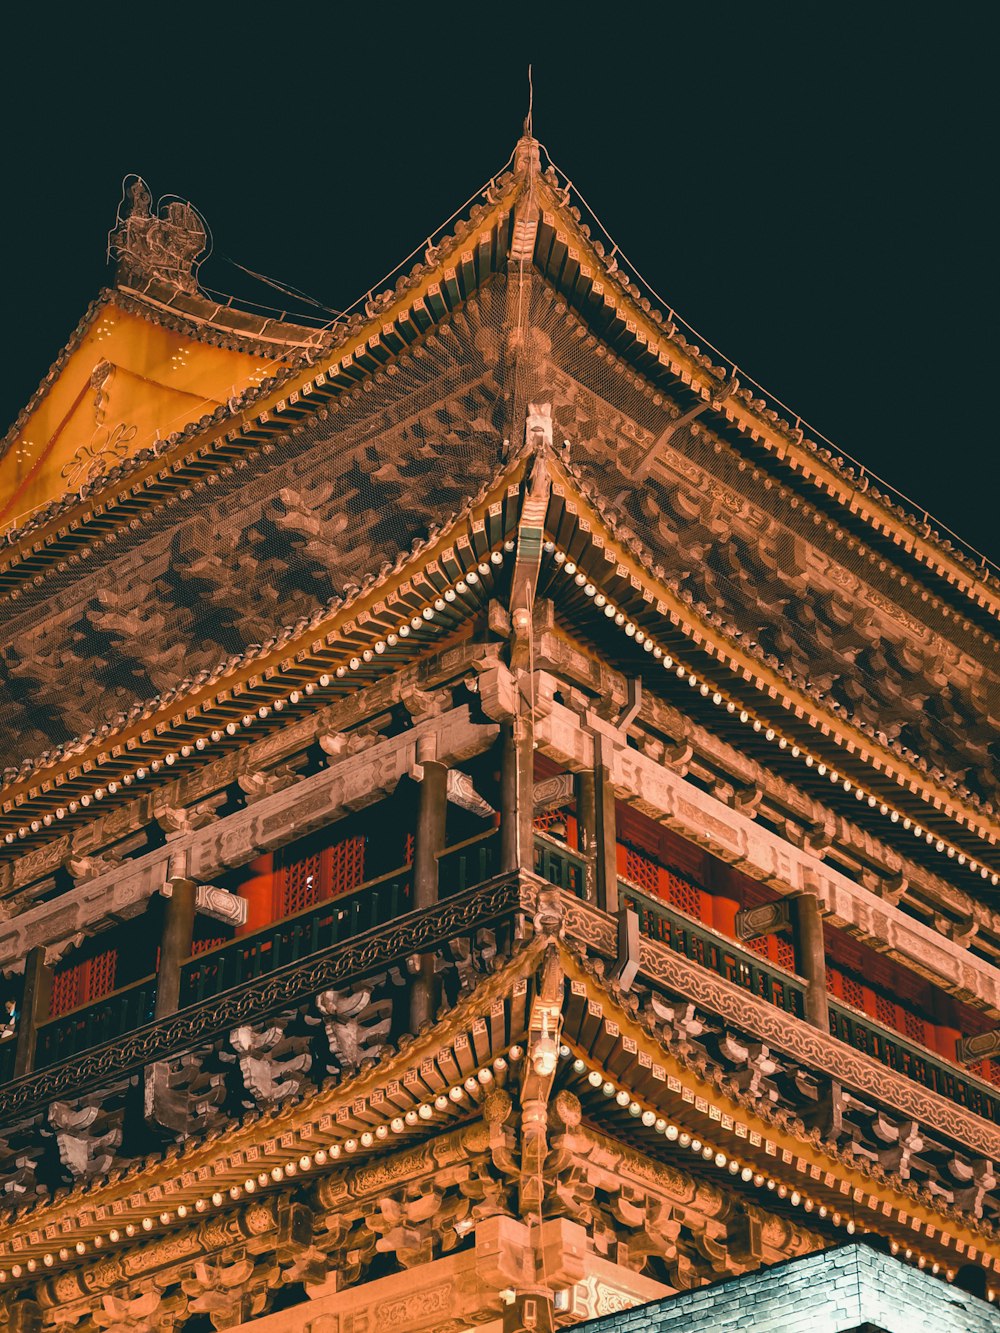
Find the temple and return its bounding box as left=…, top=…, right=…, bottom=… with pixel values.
left=0, top=135, right=997, bottom=1333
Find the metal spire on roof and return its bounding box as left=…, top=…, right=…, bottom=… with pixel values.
left=515, top=64, right=541, bottom=176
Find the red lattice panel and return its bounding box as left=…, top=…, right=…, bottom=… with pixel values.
left=280, top=850, right=324, bottom=917
left=773, top=937, right=796, bottom=972
left=49, top=949, right=118, bottom=1018
left=840, top=975, right=865, bottom=1012
left=901, top=1009, right=926, bottom=1044
left=191, top=937, right=227, bottom=956
left=49, top=967, right=82, bottom=1018
left=623, top=847, right=658, bottom=896
left=875, top=995, right=896, bottom=1029
left=663, top=870, right=704, bottom=921
left=329, top=835, right=365, bottom=898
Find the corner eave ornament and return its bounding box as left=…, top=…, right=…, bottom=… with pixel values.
left=110, top=176, right=208, bottom=294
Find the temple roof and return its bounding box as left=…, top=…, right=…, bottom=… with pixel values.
left=0, top=138, right=996, bottom=888
left=0, top=934, right=994, bottom=1288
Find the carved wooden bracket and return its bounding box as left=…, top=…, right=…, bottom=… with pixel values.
left=735, top=900, right=792, bottom=943
left=956, top=1029, right=1000, bottom=1065
left=160, top=880, right=247, bottom=927
left=533, top=773, right=575, bottom=815
left=609, top=905, right=640, bottom=992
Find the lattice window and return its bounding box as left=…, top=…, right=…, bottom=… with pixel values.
left=826, top=967, right=839, bottom=994
left=403, top=832, right=415, bottom=866
left=623, top=847, right=658, bottom=896
left=49, top=967, right=82, bottom=1018
left=663, top=870, right=703, bottom=921
left=329, top=835, right=365, bottom=898
left=875, top=995, right=896, bottom=1029
left=901, top=1009, right=926, bottom=1044
left=534, top=810, right=569, bottom=833
left=280, top=850, right=324, bottom=917
left=774, top=938, right=796, bottom=973
left=745, top=936, right=769, bottom=960
left=49, top=948, right=118, bottom=1018
left=841, top=975, right=865, bottom=1012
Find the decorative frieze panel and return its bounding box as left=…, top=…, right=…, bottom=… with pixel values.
left=533, top=692, right=1000, bottom=1014
left=0, top=706, right=497, bottom=974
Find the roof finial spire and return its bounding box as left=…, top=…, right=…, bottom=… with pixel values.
left=515, top=65, right=541, bottom=176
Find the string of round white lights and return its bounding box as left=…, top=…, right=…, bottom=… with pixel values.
left=3, top=541, right=517, bottom=846
left=0, top=1042, right=993, bottom=1296
left=0, top=1052, right=515, bottom=1283
left=566, top=1049, right=993, bottom=1292
left=547, top=543, right=999, bottom=882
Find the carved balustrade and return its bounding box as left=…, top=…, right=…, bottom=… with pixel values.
left=828, top=999, right=1000, bottom=1123
left=35, top=974, right=157, bottom=1071
left=179, top=864, right=413, bottom=1007
left=1, top=834, right=999, bottom=1137
left=618, top=880, right=806, bottom=1019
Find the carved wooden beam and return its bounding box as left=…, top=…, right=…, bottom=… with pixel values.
left=532, top=689, right=1000, bottom=1016
left=956, top=1029, right=1000, bottom=1066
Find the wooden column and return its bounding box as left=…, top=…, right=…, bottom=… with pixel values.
left=13, top=946, right=52, bottom=1078
left=516, top=708, right=535, bottom=878
left=575, top=769, right=597, bottom=903
left=593, top=735, right=619, bottom=916
left=154, top=878, right=197, bottom=1020
left=410, top=743, right=448, bottom=1033
left=792, top=893, right=829, bottom=1031
left=500, top=723, right=519, bottom=874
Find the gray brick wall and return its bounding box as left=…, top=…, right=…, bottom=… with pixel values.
left=574, top=1244, right=1000, bottom=1333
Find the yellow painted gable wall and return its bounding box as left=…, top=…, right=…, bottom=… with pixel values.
left=0, top=301, right=284, bottom=531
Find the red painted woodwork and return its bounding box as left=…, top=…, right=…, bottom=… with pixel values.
left=237, top=837, right=366, bottom=937
left=49, top=948, right=118, bottom=1018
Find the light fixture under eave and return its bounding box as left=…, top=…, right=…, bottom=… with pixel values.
left=532, top=1012, right=559, bottom=1078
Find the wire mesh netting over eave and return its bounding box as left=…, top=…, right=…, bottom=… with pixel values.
left=0, top=278, right=517, bottom=779
left=517, top=279, right=1000, bottom=809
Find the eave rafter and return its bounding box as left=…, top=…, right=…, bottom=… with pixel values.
left=0, top=459, right=528, bottom=852
left=534, top=456, right=1000, bottom=881
left=527, top=171, right=1000, bottom=619
left=0, top=937, right=994, bottom=1296
left=0, top=180, right=519, bottom=596
left=555, top=946, right=999, bottom=1277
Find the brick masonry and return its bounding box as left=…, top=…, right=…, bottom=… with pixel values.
left=572, top=1244, right=1000, bottom=1332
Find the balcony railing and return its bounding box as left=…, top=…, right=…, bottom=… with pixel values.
left=533, top=833, right=586, bottom=896
left=4, top=831, right=999, bottom=1137
left=618, top=879, right=807, bottom=1018
left=0, top=1037, right=16, bottom=1085
left=35, top=974, right=158, bottom=1071
left=829, top=1000, right=1000, bottom=1124
left=179, top=864, right=413, bottom=1008
left=438, top=829, right=501, bottom=897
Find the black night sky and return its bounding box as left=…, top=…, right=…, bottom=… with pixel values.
left=1, top=8, right=994, bottom=564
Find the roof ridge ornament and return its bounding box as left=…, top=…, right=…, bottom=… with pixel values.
left=109, top=176, right=209, bottom=295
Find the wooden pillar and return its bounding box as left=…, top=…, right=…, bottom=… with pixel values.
left=575, top=769, right=597, bottom=903
left=154, top=878, right=197, bottom=1020
left=593, top=735, right=619, bottom=916
left=500, top=723, right=519, bottom=874
left=410, top=744, right=448, bottom=1032
left=516, top=709, right=535, bottom=878
left=13, top=946, right=52, bottom=1078
left=792, top=892, right=829, bottom=1031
